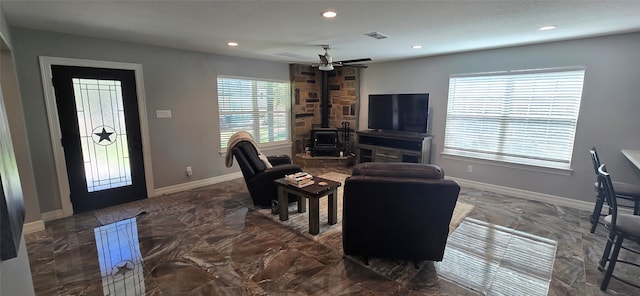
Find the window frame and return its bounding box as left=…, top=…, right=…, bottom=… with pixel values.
left=442, top=67, right=586, bottom=171
left=217, top=75, right=292, bottom=151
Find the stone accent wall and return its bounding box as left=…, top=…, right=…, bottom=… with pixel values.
left=290, top=64, right=360, bottom=155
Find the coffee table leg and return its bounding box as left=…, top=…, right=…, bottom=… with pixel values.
left=309, top=197, right=319, bottom=235
left=298, top=196, right=306, bottom=213
left=278, top=186, right=288, bottom=221
left=328, top=191, right=337, bottom=225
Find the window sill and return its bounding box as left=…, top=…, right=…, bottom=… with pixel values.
left=441, top=150, right=573, bottom=176
left=219, top=141, right=292, bottom=157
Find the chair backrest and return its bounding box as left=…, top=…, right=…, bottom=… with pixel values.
left=598, top=164, right=618, bottom=230
left=232, top=141, right=266, bottom=179
left=351, top=162, right=445, bottom=179
left=590, top=147, right=601, bottom=176
left=343, top=162, right=460, bottom=261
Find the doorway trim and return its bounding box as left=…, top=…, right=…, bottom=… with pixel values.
left=39, top=56, right=154, bottom=217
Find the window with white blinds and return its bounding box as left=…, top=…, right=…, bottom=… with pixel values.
left=218, top=76, right=291, bottom=149
left=443, top=67, right=585, bottom=169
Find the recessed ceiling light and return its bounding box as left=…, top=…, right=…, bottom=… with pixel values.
left=538, top=25, right=557, bottom=31
left=227, top=42, right=239, bottom=47
left=321, top=10, right=338, bottom=18
left=411, top=45, right=423, bottom=49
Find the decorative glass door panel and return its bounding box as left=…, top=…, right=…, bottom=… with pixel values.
left=53, top=65, right=146, bottom=213
left=73, top=78, right=132, bottom=192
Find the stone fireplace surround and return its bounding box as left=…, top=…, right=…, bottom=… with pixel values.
left=290, top=64, right=360, bottom=157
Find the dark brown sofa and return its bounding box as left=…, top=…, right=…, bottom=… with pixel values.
left=342, top=162, right=460, bottom=264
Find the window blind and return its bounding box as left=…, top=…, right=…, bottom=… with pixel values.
left=443, top=68, right=585, bottom=169
left=218, top=76, right=291, bottom=149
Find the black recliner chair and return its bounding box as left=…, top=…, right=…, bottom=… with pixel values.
left=231, top=141, right=302, bottom=207
left=342, top=162, right=460, bottom=265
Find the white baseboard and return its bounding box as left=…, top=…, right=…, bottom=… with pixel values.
left=42, top=209, right=65, bottom=222
left=23, top=209, right=67, bottom=234
left=449, top=177, right=595, bottom=212
left=23, top=220, right=45, bottom=234
left=154, top=172, right=243, bottom=196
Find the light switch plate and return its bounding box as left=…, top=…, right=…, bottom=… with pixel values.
left=156, top=110, right=172, bottom=118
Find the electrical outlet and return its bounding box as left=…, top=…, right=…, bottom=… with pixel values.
left=186, top=166, right=192, bottom=176
left=467, top=165, right=473, bottom=173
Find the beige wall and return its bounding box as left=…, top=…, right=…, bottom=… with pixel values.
left=10, top=27, right=292, bottom=214
left=9, top=17, right=640, bottom=216
left=361, top=32, right=640, bottom=203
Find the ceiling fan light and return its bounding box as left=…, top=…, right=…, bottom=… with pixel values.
left=318, top=63, right=334, bottom=71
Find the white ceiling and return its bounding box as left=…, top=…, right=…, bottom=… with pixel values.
left=3, top=0, right=640, bottom=65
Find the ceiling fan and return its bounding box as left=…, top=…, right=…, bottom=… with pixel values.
left=315, top=45, right=371, bottom=71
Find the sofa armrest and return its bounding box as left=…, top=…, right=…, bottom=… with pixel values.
left=244, top=164, right=302, bottom=207
left=249, top=164, right=301, bottom=184
left=267, top=155, right=293, bottom=166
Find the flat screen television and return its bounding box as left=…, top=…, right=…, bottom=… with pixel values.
left=368, top=93, right=430, bottom=134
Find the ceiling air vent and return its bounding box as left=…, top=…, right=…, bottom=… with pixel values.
left=364, top=32, right=389, bottom=40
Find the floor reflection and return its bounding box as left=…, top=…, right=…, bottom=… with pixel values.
left=24, top=166, right=640, bottom=295
left=435, top=217, right=557, bottom=296
left=94, top=217, right=144, bottom=296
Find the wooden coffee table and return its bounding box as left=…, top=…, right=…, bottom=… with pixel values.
left=274, top=176, right=341, bottom=235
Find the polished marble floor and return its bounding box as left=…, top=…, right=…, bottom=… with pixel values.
left=24, top=166, right=640, bottom=295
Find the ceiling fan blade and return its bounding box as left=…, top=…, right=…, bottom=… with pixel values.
left=343, top=64, right=368, bottom=69
left=337, top=58, right=372, bottom=64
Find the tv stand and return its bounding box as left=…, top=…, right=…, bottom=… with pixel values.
left=356, top=130, right=432, bottom=164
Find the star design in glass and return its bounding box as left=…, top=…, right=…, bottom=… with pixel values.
left=111, top=260, right=135, bottom=277
left=94, top=127, right=114, bottom=143
left=113, top=263, right=133, bottom=277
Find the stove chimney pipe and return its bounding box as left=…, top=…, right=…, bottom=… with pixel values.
left=321, top=71, right=329, bottom=128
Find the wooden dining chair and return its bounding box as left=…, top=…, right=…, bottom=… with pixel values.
left=597, top=164, right=640, bottom=291
left=589, top=147, right=640, bottom=233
